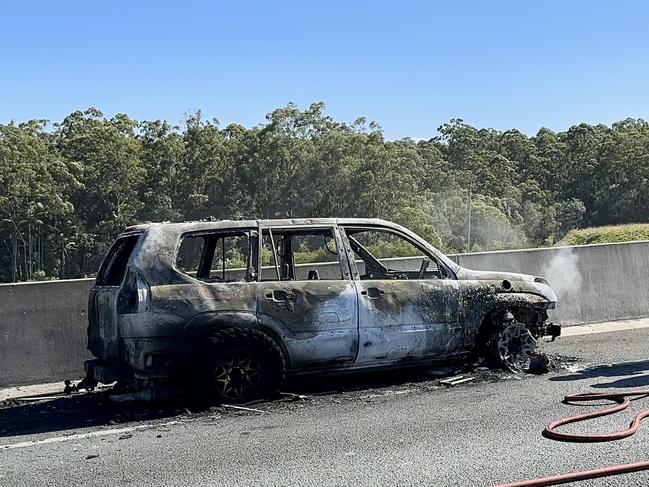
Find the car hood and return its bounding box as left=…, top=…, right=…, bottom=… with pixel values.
left=455, top=267, right=558, bottom=303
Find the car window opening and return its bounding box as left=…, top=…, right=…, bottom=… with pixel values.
left=261, top=228, right=343, bottom=281
left=343, top=228, right=450, bottom=280
left=97, top=235, right=140, bottom=286
left=177, top=231, right=254, bottom=283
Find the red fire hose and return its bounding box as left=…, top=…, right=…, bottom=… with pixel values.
left=493, top=389, right=649, bottom=486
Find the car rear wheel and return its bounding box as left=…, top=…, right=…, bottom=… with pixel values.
left=186, top=327, right=286, bottom=408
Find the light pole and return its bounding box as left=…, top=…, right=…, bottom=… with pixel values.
left=466, top=180, right=473, bottom=253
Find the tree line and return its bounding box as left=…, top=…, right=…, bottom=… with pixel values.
left=1, top=102, right=648, bottom=282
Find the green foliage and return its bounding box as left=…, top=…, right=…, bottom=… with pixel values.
left=1, top=104, right=647, bottom=282
left=561, top=224, right=649, bottom=245
left=365, top=240, right=422, bottom=259
left=214, top=250, right=247, bottom=270
left=293, top=248, right=336, bottom=265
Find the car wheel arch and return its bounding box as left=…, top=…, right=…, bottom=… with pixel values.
left=472, top=303, right=523, bottom=347
left=183, top=311, right=291, bottom=369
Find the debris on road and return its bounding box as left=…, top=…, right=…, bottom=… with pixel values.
left=439, top=375, right=476, bottom=386
left=528, top=354, right=550, bottom=375
left=222, top=404, right=268, bottom=414
left=279, top=392, right=309, bottom=401
left=63, top=380, right=74, bottom=395
left=446, top=377, right=475, bottom=386
left=13, top=395, right=66, bottom=403
left=438, top=375, right=465, bottom=384
left=86, top=454, right=99, bottom=460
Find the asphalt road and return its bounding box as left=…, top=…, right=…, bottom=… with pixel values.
left=3, top=328, right=649, bottom=486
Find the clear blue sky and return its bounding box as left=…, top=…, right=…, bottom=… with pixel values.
left=2, top=0, right=648, bottom=139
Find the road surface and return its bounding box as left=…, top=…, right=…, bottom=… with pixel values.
left=3, top=327, right=649, bottom=486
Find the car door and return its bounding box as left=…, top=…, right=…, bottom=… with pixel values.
left=88, top=233, right=141, bottom=361
left=340, top=225, right=463, bottom=366
left=256, top=225, right=359, bottom=369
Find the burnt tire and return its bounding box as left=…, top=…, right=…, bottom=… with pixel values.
left=488, top=322, right=537, bottom=373
left=186, top=327, right=286, bottom=408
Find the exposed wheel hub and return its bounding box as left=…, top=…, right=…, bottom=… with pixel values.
left=495, top=323, right=537, bottom=372
left=214, top=348, right=261, bottom=401
left=228, top=367, right=245, bottom=382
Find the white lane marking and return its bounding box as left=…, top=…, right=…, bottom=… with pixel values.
left=562, top=318, right=649, bottom=337
left=0, top=420, right=179, bottom=450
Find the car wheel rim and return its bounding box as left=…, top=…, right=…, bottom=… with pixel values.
left=214, top=348, right=261, bottom=400
left=496, top=323, right=537, bottom=372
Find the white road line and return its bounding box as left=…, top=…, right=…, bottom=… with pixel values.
left=0, top=420, right=179, bottom=450
left=561, top=318, right=649, bottom=337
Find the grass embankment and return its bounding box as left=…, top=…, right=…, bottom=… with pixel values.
left=561, top=223, right=649, bottom=245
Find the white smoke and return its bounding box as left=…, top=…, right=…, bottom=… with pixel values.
left=540, top=248, right=582, bottom=299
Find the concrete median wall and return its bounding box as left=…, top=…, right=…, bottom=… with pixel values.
left=0, top=278, right=94, bottom=387
left=2, top=240, right=649, bottom=387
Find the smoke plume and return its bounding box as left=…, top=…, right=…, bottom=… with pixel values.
left=540, top=248, right=582, bottom=299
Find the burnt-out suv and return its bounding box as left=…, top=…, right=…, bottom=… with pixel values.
left=83, top=218, right=560, bottom=404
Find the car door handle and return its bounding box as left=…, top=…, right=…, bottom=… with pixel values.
left=264, top=289, right=295, bottom=302
left=361, top=287, right=384, bottom=299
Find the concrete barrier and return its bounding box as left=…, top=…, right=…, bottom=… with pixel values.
left=0, top=278, right=94, bottom=387
left=2, top=240, right=649, bottom=387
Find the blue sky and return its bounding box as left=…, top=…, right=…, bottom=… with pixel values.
left=2, top=0, right=648, bottom=139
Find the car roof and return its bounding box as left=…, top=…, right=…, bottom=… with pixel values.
left=122, top=217, right=462, bottom=275
left=122, top=218, right=397, bottom=234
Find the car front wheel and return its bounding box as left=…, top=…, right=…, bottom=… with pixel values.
left=490, top=322, right=537, bottom=372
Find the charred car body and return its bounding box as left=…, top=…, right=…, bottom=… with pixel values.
left=83, top=218, right=560, bottom=404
